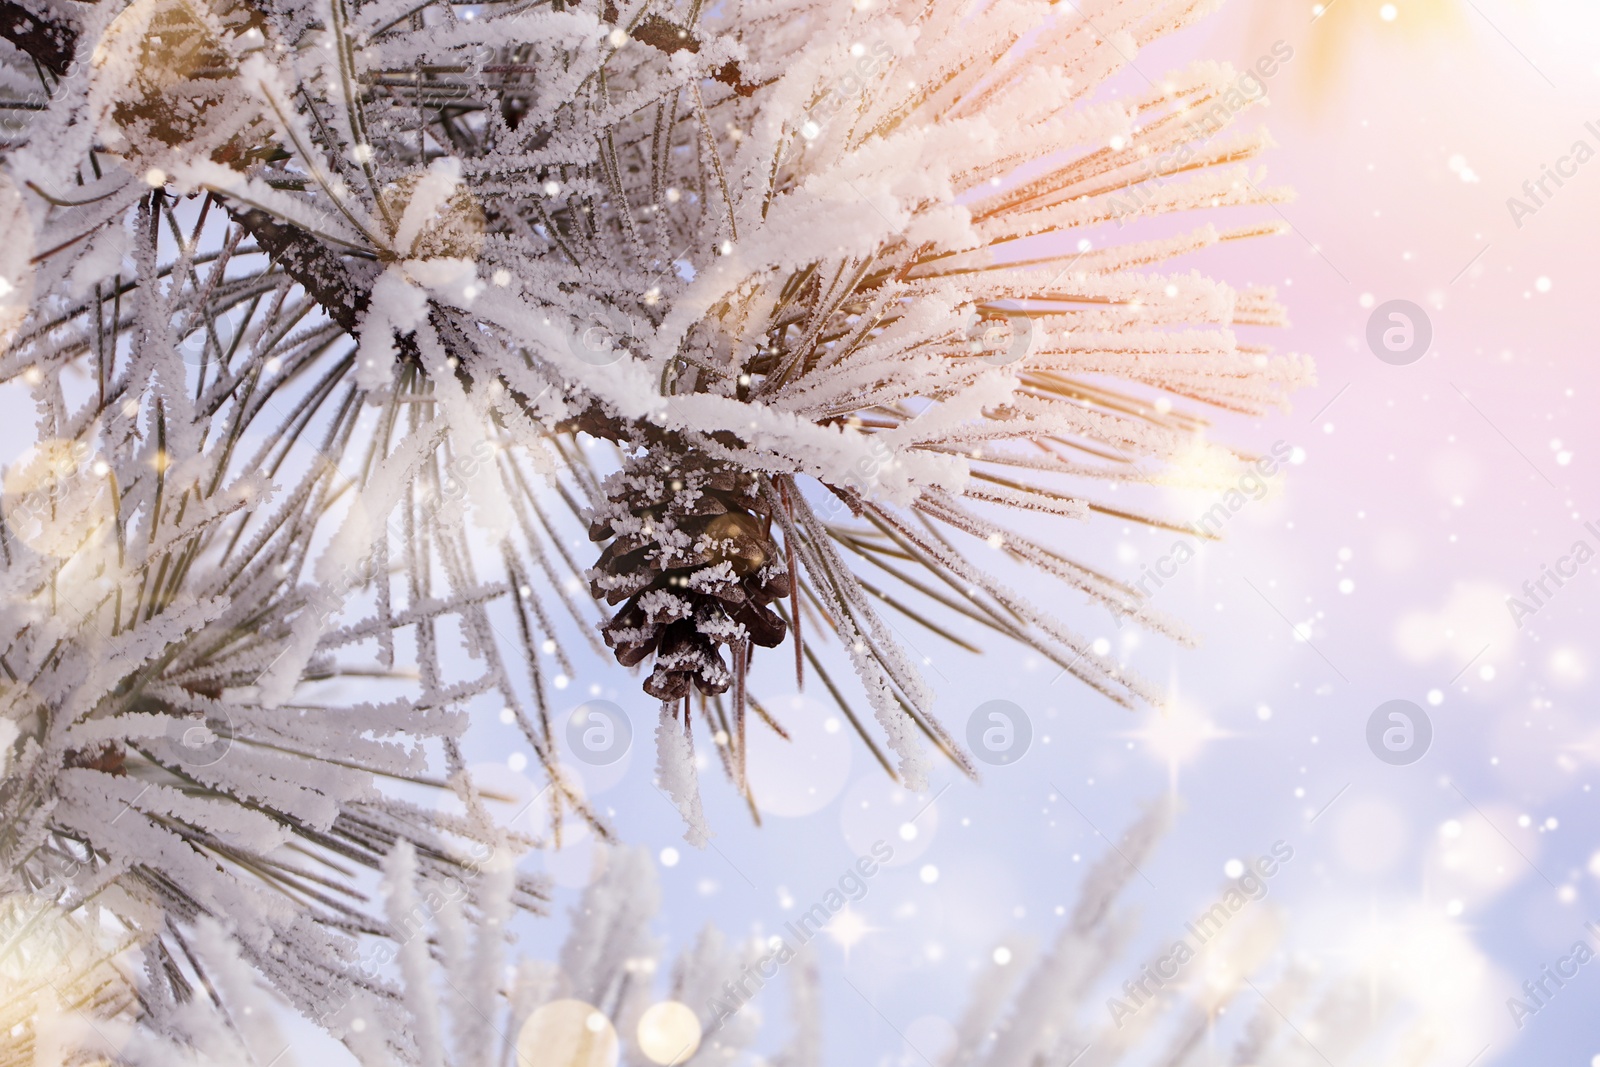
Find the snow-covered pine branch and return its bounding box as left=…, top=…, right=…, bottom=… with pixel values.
left=27, top=808, right=1457, bottom=1067
left=2, top=0, right=1311, bottom=1016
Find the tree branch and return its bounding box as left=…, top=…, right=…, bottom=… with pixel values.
left=231, top=208, right=376, bottom=335
left=0, top=0, right=76, bottom=78
left=0, top=2, right=626, bottom=441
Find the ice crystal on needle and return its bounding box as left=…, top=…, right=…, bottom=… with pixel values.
left=29, top=813, right=1459, bottom=1067
left=2, top=0, right=1308, bottom=825
left=0, top=0, right=1310, bottom=1053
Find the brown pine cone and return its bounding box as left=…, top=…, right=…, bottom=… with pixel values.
left=588, top=451, right=790, bottom=701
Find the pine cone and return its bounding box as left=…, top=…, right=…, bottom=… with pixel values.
left=588, top=451, right=790, bottom=701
